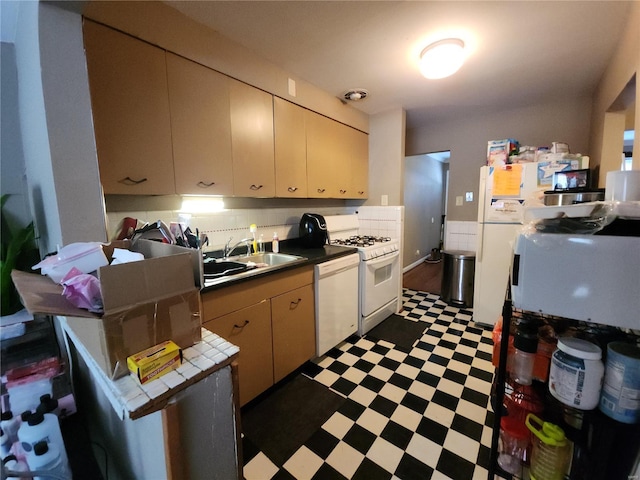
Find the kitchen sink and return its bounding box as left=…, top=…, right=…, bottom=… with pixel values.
left=202, top=260, right=254, bottom=278
left=202, top=252, right=307, bottom=286
left=233, top=252, right=304, bottom=266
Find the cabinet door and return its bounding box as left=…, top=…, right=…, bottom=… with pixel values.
left=274, top=98, right=307, bottom=197
left=229, top=80, right=275, bottom=197
left=203, top=300, right=273, bottom=406
left=83, top=20, right=175, bottom=195
left=346, top=127, right=369, bottom=199
left=166, top=53, right=234, bottom=196
left=271, top=284, right=315, bottom=382
left=305, top=111, right=342, bottom=198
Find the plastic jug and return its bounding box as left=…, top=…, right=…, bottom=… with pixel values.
left=525, top=413, right=570, bottom=480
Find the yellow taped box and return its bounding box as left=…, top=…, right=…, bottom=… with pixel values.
left=127, top=340, right=182, bottom=384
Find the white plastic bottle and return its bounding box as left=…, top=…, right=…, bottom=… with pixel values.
left=2, top=454, right=29, bottom=480
left=1, top=410, right=20, bottom=443
left=17, top=411, right=69, bottom=469
left=28, top=441, right=72, bottom=480
left=272, top=232, right=279, bottom=253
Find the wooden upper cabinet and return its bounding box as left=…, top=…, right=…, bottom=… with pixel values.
left=274, top=98, right=307, bottom=198
left=229, top=80, right=275, bottom=197
left=346, top=127, right=369, bottom=199
left=306, top=111, right=342, bottom=198
left=83, top=20, right=175, bottom=195
left=166, top=53, right=233, bottom=196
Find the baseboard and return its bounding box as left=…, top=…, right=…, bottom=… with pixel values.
left=403, top=257, right=428, bottom=273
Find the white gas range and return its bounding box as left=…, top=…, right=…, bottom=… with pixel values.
left=324, top=215, right=401, bottom=336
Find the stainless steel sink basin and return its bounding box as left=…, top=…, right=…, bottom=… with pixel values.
left=234, top=252, right=304, bottom=266
left=203, top=260, right=254, bottom=278
left=201, top=252, right=307, bottom=286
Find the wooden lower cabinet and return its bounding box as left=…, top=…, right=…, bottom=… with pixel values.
left=271, top=284, right=315, bottom=382
left=203, top=300, right=273, bottom=406
left=201, top=267, right=315, bottom=405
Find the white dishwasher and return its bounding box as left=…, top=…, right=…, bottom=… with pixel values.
left=314, top=253, right=360, bottom=357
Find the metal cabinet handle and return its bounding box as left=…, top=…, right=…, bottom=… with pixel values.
left=119, top=176, right=148, bottom=185
left=289, top=298, right=302, bottom=309
left=197, top=181, right=216, bottom=188
left=250, top=184, right=263, bottom=190
left=287, top=187, right=298, bottom=192
left=358, top=191, right=365, bottom=195
left=340, top=189, right=347, bottom=194
left=317, top=188, right=326, bottom=193
left=233, top=320, right=250, bottom=329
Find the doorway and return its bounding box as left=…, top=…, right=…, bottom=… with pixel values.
left=402, top=151, right=449, bottom=273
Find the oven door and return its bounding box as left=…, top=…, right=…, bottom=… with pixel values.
left=360, top=250, right=400, bottom=317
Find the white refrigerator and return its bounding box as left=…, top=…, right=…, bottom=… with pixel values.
left=473, top=163, right=544, bottom=326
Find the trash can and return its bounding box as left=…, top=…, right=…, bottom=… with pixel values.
left=440, top=250, right=475, bottom=307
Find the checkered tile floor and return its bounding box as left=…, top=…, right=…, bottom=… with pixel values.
left=243, top=289, right=498, bottom=480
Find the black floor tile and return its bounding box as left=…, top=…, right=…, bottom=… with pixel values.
left=343, top=423, right=377, bottom=455
left=400, top=391, right=429, bottom=414
left=380, top=421, right=413, bottom=450
left=360, top=375, right=385, bottom=393
left=451, top=413, right=484, bottom=442
left=311, top=462, right=348, bottom=480
left=394, top=453, right=435, bottom=480
left=352, top=457, right=393, bottom=480
left=338, top=398, right=366, bottom=422
left=416, top=417, right=448, bottom=445
left=306, top=428, right=340, bottom=460
left=436, top=449, right=476, bottom=479
left=331, top=377, right=358, bottom=396
left=369, top=395, right=398, bottom=417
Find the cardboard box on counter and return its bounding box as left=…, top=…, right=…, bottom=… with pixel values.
left=11, top=241, right=201, bottom=380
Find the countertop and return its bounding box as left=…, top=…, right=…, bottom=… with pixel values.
left=61, top=319, right=239, bottom=420
left=201, top=240, right=357, bottom=292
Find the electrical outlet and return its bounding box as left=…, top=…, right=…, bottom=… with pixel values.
left=415, top=249, right=420, bottom=256
left=466, top=192, right=473, bottom=202
left=431, top=217, right=435, bottom=223
left=288, top=78, right=296, bottom=97
left=381, top=194, right=388, bottom=206
left=456, top=196, right=463, bottom=206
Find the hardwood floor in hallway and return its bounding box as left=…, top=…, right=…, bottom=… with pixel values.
left=402, top=259, right=443, bottom=295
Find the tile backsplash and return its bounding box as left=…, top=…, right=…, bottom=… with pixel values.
left=106, top=206, right=357, bottom=252
left=444, top=220, right=477, bottom=252
left=106, top=205, right=406, bottom=252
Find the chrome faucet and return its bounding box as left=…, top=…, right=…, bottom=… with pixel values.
left=223, top=237, right=253, bottom=258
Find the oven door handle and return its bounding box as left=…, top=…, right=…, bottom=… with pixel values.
left=365, top=250, right=399, bottom=266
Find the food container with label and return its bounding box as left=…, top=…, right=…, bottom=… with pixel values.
left=548, top=337, right=604, bottom=410
left=599, top=341, right=640, bottom=423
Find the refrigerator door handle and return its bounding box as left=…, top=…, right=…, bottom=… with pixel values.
left=477, top=222, right=484, bottom=263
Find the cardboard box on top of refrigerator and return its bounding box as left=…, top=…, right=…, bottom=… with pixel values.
left=11, top=240, right=201, bottom=380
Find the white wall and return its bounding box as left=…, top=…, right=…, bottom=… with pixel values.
left=364, top=108, right=406, bottom=207
left=1, top=42, right=31, bottom=230
left=402, top=154, right=445, bottom=267
left=11, top=2, right=106, bottom=255
left=405, top=97, right=592, bottom=221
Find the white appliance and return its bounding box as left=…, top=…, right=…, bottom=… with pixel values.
left=325, top=215, right=401, bottom=336
left=511, top=232, right=640, bottom=329
left=314, top=253, right=360, bottom=356
left=474, top=163, right=546, bottom=326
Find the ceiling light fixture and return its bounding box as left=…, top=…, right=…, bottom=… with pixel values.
left=343, top=89, right=368, bottom=101
left=419, top=38, right=465, bottom=80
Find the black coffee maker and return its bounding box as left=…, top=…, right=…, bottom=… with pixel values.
left=299, top=213, right=328, bottom=248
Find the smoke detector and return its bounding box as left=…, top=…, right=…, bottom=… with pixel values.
left=343, top=89, right=369, bottom=101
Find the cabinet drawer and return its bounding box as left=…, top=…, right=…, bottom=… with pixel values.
left=271, top=284, right=316, bottom=382
left=203, top=300, right=273, bottom=405
left=202, top=266, right=313, bottom=320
